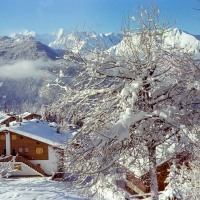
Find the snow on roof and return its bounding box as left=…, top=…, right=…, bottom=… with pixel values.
left=20, top=112, right=31, bottom=118
left=0, top=112, right=12, bottom=124
left=0, top=119, right=74, bottom=148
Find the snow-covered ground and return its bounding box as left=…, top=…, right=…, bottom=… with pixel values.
left=0, top=177, right=88, bottom=200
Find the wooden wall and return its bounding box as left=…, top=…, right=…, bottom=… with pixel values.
left=0, top=131, right=49, bottom=160
left=10, top=132, right=49, bottom=160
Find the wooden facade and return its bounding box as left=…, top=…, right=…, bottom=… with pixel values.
left=0, top=131, right=48, bottom=160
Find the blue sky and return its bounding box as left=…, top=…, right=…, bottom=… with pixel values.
left=0, top=0, right=200, bottom=36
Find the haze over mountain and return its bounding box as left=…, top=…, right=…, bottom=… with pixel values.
left=0, top=28, right=199, bottom=113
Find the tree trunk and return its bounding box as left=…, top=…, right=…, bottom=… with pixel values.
left=148, top=145, right=159, bottom=200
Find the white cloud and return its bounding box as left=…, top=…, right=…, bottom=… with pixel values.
left=0, top=60, right=46, bottom=79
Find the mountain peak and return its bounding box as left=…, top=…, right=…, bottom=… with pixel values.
left=54, top=28, right=67, bottom=39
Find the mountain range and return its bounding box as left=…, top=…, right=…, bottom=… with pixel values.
left=2, top=28, right=200, bottom=61
left=0, top=28, right=199, bottom=113
left=9, top=28, right=122, bottom=54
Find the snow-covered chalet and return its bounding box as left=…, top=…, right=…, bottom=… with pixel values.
left=0, top=118, right=73, bottom=177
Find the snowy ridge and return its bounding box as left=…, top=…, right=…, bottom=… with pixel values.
left=109, top=28, right=200, bottom=56
left=10, top=30, right=56, bottom=46
left=8, top=28, right=200, bottom=55
left=10, top=28, right=123, bottom=53
left=163, top=28, right=200, bottom=53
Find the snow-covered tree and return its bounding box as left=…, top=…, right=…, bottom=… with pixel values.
left=46, top=5, right=200, bottom=200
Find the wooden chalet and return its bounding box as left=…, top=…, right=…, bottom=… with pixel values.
left=0, top=119, right=73, bottom=177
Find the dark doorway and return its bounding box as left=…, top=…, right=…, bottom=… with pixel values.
left=12, top=149, right=16, bottom=156
left=3, top=149, right=6, bottom=155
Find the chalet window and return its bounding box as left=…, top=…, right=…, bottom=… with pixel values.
left=36, top=147, right=44, bottom=155
left=11, top=134, right=17, bottom=140
left=19, top=148, right=23, bottom=153
left=0, top=135, right=5, bottom=140
left=25, top=148, right=29, bottom=153
left=14, top=164, right=22, bottom=170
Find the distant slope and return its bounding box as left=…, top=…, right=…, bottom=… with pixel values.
left=0, top=78, right=43, bottom=112
left=0, top=58, right=76, bottom=113
left=0, top=36, right=58, bottom=61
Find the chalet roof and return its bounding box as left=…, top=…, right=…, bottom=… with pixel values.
left=20, top=112, right=41, bottom=119
left=0, top=119, right=74, bottom=148
left=0, top=112, right=13, bottom=124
